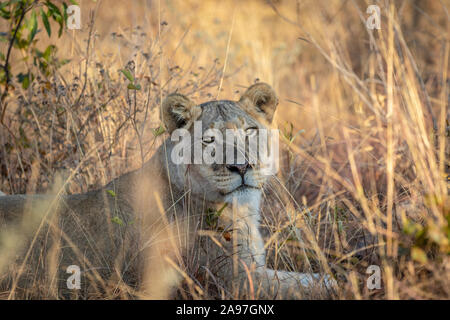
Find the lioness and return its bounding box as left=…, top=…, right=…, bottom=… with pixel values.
left=0, top=83, right=333, bottom=299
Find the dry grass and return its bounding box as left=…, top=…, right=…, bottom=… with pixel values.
left=0, top=0, right=449, bottom=299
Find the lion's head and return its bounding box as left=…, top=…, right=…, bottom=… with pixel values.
left=161, top=83, right=279, bottom=204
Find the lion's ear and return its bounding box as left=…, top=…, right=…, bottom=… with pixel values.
left=239, top=83, right=278, bottom=123
left=161, top=93, right=201, bottom=133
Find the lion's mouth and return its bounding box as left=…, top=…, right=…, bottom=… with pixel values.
left=222, top=183, right=259, bottom=195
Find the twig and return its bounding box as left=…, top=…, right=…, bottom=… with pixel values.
left=74, top=10, right=97, bottom=108
left=0, top=2, right=29, bottom=132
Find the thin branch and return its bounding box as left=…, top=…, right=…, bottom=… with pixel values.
left=1, top=2, right=28, bottom=126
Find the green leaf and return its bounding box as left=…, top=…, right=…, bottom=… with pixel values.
left=120, top=69, right=134, bottom=82
left=0, top=3, right=11, bottom=19
left=205, top=208, right=218, bottom=228
left=127, top=83, right=141, bottom=90
left=217, top=203, right=228, bottom=215
left=28, top=10, right=38, bottom=43
left=43, top=45, right=56, bottom=62
left=62, top=2, right=68, bottom=22
left=56, top=58, right=71, bottom=68
left=17, top=38, right=28, bottom=49
left=111, top=216, right=124, bottom=226
left=151, top=124, right=165, bottom=137
left=106, top=189, right=116, bottom=197
left=205, top=203, right=228, bottom=229
left=17, top=72, right=32, bottom=89
left=41, top=9, right=51, bottom=36
left=46, top=1, right=62, bottom=17
left=57, top=19, right=63, bottom=37
left=45, top=1, right=64, bottom=37
left=411, top=247, right=428, bottom=264
left=0, top=2, right=9, bottom=11
left=22, top=74, right=30, bottom=89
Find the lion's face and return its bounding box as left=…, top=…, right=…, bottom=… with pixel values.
left=183, top=100, right=269, bottom=202
left=162, top=83, right=279, bottom=203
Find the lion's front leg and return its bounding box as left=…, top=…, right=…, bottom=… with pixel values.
left=226, top=200, right=336, bottom=298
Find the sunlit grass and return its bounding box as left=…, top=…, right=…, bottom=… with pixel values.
left=0, top=0, right=448, bottom=299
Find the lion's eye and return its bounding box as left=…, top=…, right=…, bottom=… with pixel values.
left=245, top=127, right=258, bottom=136
left=202, top=136, right=215, bottom=144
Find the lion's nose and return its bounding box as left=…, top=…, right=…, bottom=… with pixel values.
left=226, top=161, right=250, bottom=176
